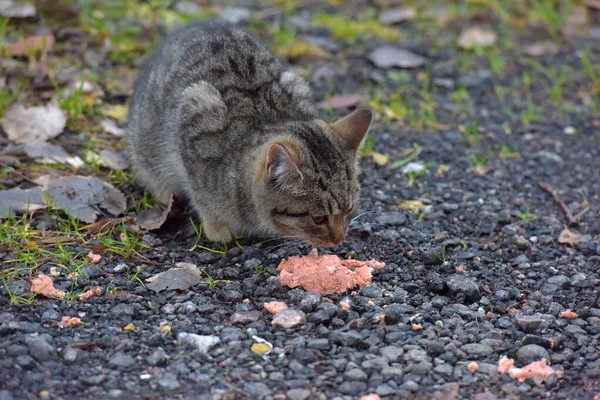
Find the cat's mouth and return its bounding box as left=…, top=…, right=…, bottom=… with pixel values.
left=273, top=223, right=343, bottom=248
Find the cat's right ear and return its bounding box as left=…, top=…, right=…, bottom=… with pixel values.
left=265, top=142, right=303, bottom=186
left=330, top=108, right=373, bottom=151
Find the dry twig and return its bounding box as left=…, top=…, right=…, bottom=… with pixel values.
left=538, top=181, right=590, bottom=225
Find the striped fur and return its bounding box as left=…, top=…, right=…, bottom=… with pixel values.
left=127, top=21, right=371, bottom=246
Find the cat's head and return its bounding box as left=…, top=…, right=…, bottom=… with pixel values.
left=255, top=109, right=372, bottom=247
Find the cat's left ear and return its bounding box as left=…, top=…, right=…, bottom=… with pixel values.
left=265, top=141, right=303, bottom=186
left=330, top=109, right=373, bottom=151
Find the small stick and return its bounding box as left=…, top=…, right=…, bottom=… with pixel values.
left=538, top=181, right=590, bottom=225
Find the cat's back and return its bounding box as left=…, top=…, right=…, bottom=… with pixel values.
left=135, top=21, right=281, bottom=108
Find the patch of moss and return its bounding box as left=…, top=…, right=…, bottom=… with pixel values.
left=313, top=13, right=400, bottom=44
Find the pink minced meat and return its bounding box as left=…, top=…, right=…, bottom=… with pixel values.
left=278, top=249, right=385, bottom=295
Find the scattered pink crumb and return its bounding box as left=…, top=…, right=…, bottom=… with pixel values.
left=340, top=299, right=351, bottom=311
left=79, top=287, right=103, bottom=301
left=486, top=311, right=494, bottom=319
left=594, top=394, right=600, bottom=400
left=88, top=250, right=101, bottom=264
left=378, top=315, right=386, bottom=325
left=497, top=356, right=563, bottom=383
left=412, top=323, right=422, bottom=331
left=367, top=300, right=376, bottom=306
left=50, top=267, right=60, bottom=277
left=242, top=298, right=251, bottom=304
left=468, top=362, right=480, bottom=373
left=31, top=274, right=66, bottom=299
left=559, top=310, right=578, bottom=319
left=409, top=313, right=422, bottom=321
left=456, top=264, right=468, bottom=274
left=360, top=395, right=381, bottom=400
left=264, top=301, right=288, bottom=315
left=278, top=249, right=385, bottom=295
left=59, top=316, right=81, bottom=328
left=66, top=272, right=79, bottom=280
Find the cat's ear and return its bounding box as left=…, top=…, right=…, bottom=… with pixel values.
left=265, top=142, right=303, bottom=185
left=330, top=109, right=373, bottom=151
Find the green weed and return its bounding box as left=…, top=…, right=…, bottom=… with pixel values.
left=407, top=162, right=429, bottom=187
left=389, top=144, right=423, bottom=170
left=517, top=209, right=537, bottom=222
left=313, top=13, right=400, bottom=44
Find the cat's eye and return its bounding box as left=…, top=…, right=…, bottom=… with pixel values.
left=312, top=215, right=327, bottom=225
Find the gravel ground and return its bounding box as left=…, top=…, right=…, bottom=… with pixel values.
left=1, top=1, right=600, bottom=400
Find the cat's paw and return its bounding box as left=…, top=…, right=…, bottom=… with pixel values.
left=202, top=219, right=233, bottom=244
left=180, top=81, right=228, bottom=133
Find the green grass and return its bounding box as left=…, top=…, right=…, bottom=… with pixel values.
left=0, top=85, right=20, bottom=118
left=407, top=162, right=429, bottom=187
left=517, top=209, right=537, bottom=222
left=313, top=12, right=400, bottom=44
left=389, top=144, right=423, bottom=170
left=188, top=218, right=228, bottom=255
left=470, top=154, right=489, bottom=175
left=462, top=123, right=480, bottom=146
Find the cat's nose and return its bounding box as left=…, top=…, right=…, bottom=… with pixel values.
left=329, top=226, right=345, bottom=245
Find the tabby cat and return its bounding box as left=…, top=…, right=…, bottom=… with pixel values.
left=127, top=20, right=372, bottom=247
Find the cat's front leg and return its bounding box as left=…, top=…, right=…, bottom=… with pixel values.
left=201, top=216, right=234, bottom=244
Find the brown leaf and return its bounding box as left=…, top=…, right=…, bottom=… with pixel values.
left=7, top=34, right=55, bottom=57
left=558, top=228, right=588, bottom=246
left=318, top=94, right=364, bottom=110
left=134, top=195, right=173, bottom=232
left=1, top=103, right=67, bottom=144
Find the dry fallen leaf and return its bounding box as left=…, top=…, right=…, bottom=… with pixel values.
left=1, top=103, right=67, bottom=144
left=523, top=41, right=560, bottom=57
left=22, top=143, right=83, bottom=168
left=0, top=187, right=46, bottom=218
left=0, top=0, right=36, bottom=18
left=378, top=7, right=416, bottom=25
left=37, top=175, right=127, bottom=223
left=370, top=152, right=389, bottom=166
left=398, top=200, right=431, bottom=213
left=134, top=195, right=173, bottom=232
left=558, top=228, right=588, bottom=246
left=7, top=34, right=54, bottom=57
left=368, top=46, right=426, bottom=69
left=86, top=149, right=129, bottom=170
left=458, top=27, right=497, bottom=49
left=103, top=104, right=129, bottom=122
left=145, top=262, right=202, bottom=293
left=101, top=119, right=125, bottom=137
left=31, top=274, right=66, bottom=299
